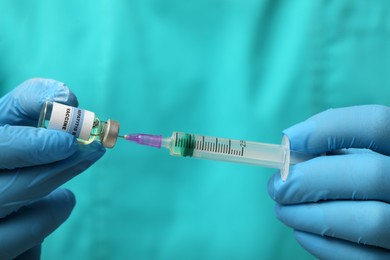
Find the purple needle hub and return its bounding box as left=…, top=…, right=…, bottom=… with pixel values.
left=124, top=133, right=162, bottom=148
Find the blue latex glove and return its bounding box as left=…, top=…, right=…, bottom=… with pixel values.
left=268, top=105, right=390, bottom=259
left=0, top=79, right=105, bottom=259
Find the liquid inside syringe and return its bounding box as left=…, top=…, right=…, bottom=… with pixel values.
left=120, top=132, right=311, bottom=181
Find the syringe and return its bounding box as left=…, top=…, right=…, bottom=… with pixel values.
left=120, top=132, right=311, bottom=181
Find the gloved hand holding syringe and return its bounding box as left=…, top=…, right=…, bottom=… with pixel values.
left=39, top=101, right=311, bottom=181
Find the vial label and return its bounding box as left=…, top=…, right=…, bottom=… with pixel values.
left=48, top=102, right=95, bottom=141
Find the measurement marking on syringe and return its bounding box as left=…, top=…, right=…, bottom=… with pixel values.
left=172, top=134, right=245, bottom=157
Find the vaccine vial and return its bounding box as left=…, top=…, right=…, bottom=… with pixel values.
left=38, top=101, right=120, bottom=148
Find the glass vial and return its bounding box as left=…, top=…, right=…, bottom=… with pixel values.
left=38, top=101, right=120, bottom=148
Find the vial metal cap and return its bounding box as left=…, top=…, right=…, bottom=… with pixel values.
left=101, top=119, right=120, bottom=148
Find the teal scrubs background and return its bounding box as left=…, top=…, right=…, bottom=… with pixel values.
left=1, top=1, right=390, bottom=259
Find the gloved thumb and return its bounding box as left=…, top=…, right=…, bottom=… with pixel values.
left=283, top=105, right=390, bottom=156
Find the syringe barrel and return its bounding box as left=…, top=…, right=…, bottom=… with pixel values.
left=168, top=132, right=287, bottom=168
left=126, top=131, right=311, bottom=181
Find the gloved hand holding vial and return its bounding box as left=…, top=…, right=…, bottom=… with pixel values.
left=0, top=79, right=105, bottom=259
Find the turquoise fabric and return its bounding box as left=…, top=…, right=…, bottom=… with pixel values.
left=0, top=0, right=390, bottom=259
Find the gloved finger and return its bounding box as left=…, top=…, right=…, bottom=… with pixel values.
left=275, top=201, right=390, bottom=250
left=268, top=151, right=390, bottom=204
left=284, top=105, right=390, bottom=156
left=294, top=230, right=390, bottom=260
left=0, top=78, right=78, bottom=127
left=0, top=188, right=75, bottom=260
left=14, top=245, right=41, bottom=260
left=0, top=126, right=78, bottom=169
left=0, top=142, right=105, bottom=218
